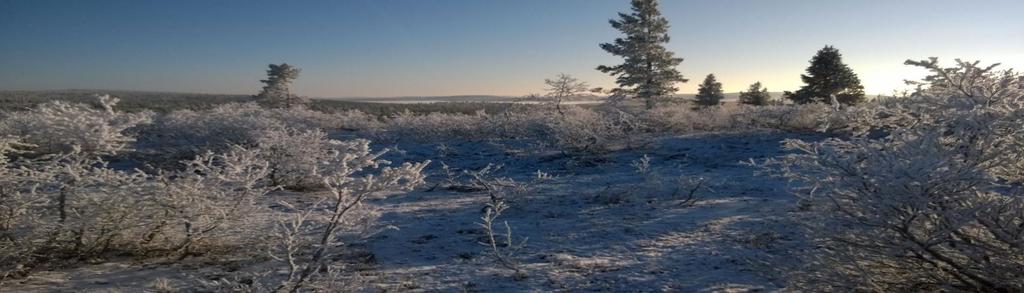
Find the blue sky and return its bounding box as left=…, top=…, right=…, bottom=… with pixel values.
left=1, top=0, right=1021, bottom=97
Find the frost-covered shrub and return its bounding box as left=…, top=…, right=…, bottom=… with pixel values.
left=821, top=60, right=1023, bottom=138
left=0, top=151, right=151, bottom=280
left=761, top=58, right=1024, bottom=291
left=9, top=152, right=152, bottom=259
left=140, top=102, right=408, bottom=193
left=374, top=105, right=565, bottom=142
left=138, top=103, right=287, bottom=163
left=255, top=128, right=375, bottom=189
left=740, top=104, right=830, bottom=132
left=334, top=109, right=383, bottom=131
left=143, top=146, right=273, bottom=257
left=270, top=105, right=348, bottom=130
left=482, top=106, right=555, bottom=140
left=378, top=109, right=490, bottom=141
left=645, top=104, right=758, bottom=133
left=0, top=95, right=152, bottom=155
left=378, top=104, right=647, bottom=157
left=0, top=137, right=47, bottom=278
left=645, top=104, right=829, bottom=133
left=371, top=101, right=833, bottom=159
left=814, top=95, right=916, bottom=136
left=0, top=142, right=273, bottom=279
left=267, top=140, right=428, bottom=291
left=198, top=140, right=428, bottom=291
left=688, top=106, right=745, bottom=131
left=137, top=103, right=346, bottom=167
left=0, top=111, right=429, bottom=285
left=370, top=101, right=831, bottom=158
left=643, top=104, right=702, bottom=132
left=540, top=105, right=643, bottom=157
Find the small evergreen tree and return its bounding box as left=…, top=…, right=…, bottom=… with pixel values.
left=693, top=74, right=724, bottom=108
left=597, top=0, right=687, bottom=109
left=256, top=63, right=305, bottom=108
left=739, top=81, right=772, bottom=106
left=785, top=46, right=865, bottom=106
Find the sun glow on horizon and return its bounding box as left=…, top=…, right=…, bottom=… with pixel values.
left=1, top=0, right=1021, bottom=98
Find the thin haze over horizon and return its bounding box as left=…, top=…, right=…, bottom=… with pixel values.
left=1, top=0, right=1021, bottom=98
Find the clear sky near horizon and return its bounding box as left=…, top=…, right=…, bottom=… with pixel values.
left=1, top=0, right=1021, bottom=98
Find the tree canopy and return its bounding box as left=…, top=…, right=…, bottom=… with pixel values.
left=597, top=0, right=686, bottom=109
left=257, top=63, right=305, bottom=108
left=739, top=81, right=772, bottom=106
left=785, top=46, right=865, bottom=106
left=694, top=74, right=724, bottom=108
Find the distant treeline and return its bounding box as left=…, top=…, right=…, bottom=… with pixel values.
left=0, top=90, right=534, bottom=116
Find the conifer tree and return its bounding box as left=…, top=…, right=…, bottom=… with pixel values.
left=256, top=63, right=305, bottom=108
left=597, top=0, right=687, bottom=109
left=693, top=74, right=724, bottom=108
left=739, top=81, right=772, bottom=106
left=785, top=46, right=865, bottom=106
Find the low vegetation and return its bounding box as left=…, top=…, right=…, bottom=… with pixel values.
left=2, top=0, right=1018, bottom=290
left=759, top=59, right=1024, bottom=291
left=3, top=58, right=1019, bottom=291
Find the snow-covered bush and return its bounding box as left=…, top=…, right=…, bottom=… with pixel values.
left=0, top=136, right=27, bottom=164
left=334, top=109, right=383, bottom=131
left=255, top=128, right=376, bottom=189
left=0, top=137, right=45, bottom=279
left=482, top=106, right=555, bottom=140
left=688, top=106, right=745, bottom=131
left=137, top=103, right=287, bottom=164
left=195, top=140, right=427, bottom=291
left=477, top=184, right=528, bottom=279
left=270, top=105, right=349, bottom=130
left=739, top=104, right=829, bottom=132
left=644, top=104, right=741, bottom=133
left=14, top=151, right=152, bottom=257
left=0, top=145, right=274, bottom=280
left=642, top=104, right=703, bottom=133
left=137, top=103, right=346, bottom=167
left=1, top=131, right=428, bottom=284
left=143, top=146, right=273, bottom=258
left=140, top=102, right=402, bottom=189
left=378, top=109, right=490, bottom=141
left=760, top=58, right=1024, bottom=291
left=371, top=101, right=832, bottom=159
left=375, top=104, right=647, bottom=157
left=645, top=104, right=829, bottom=133
left=539, top=105, right=643, bottom=157
left=0, top=95, right=152, bottom=155
left=0, top=150, right=151, bottom=281
left=267, top=139, right=428, bottom=291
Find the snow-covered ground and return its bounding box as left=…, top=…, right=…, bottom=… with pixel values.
left=361, top=132, right=822, bottom=292
left=8, top=131, right=823, bottom=292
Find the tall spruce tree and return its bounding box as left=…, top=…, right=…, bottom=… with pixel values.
left=597, top=0, right=686, bottom=109
left=694, top=74, right=724, bottom=108
left=256, top=63, right=305, bottom=108
left=785, top=46, right=865, bottom=106
left=739, top=81, right=772, bottom=106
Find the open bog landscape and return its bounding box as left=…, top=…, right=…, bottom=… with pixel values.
left=1, top=0, right=1023, bottom=292
left=8, top=126, right=824, bottom=292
